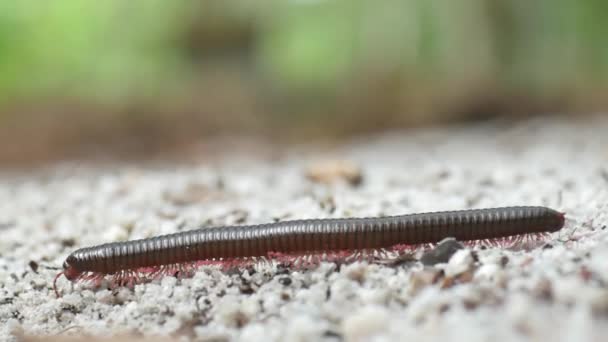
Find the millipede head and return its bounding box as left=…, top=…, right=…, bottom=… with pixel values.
left=53, top=256, right=82, bottom=297
left=62, top=256, right=81, bottom=280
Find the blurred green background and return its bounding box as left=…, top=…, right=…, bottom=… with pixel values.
left=1, top=0, right=607, bottom=164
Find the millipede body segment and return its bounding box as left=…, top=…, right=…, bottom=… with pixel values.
left=54, top=206, right=565, bottom=296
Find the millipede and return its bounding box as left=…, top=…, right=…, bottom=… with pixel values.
left=53, top=206, right=565, bottom=296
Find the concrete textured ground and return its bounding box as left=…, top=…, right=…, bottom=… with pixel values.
left=1, top=116, right=608, bottom=341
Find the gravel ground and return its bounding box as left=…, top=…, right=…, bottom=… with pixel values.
left=1, top=116, right=608, bottom=341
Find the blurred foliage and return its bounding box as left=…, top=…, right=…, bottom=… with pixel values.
left=0, top=0, right=607, bottom=163
left=0, top=1, right=182, bottom=104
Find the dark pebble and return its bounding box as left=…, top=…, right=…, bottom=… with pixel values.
left=28, top=261, right=39, bottom=273
left=278, top=277, right=292, bottom=286
left=420, top=238, right=464, bottom=266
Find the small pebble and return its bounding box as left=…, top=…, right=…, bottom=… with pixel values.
left=342, top=306, right=390, bottom=341
left=305, top=160, right=363, bottom=186
left=278, top=277, right=292, bottom=286
left=420, top=238, right=464, bottom=266
left=444, top=249, right=475, bottom=277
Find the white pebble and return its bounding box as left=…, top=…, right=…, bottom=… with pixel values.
left=475, top=264, right=500, bottom=282
left=445, top=249, right=474, bottom=277
left=102, top=224, right=129, bottom=242
left=342, top=306, right=390, bottom=342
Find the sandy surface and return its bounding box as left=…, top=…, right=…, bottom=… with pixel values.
left=1, top=116, right=608, bottom=341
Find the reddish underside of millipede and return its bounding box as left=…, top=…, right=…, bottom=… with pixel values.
left=53, top=232, right=551, bottom=297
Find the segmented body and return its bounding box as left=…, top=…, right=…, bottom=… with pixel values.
left=54, top=206, right=565, bottom=296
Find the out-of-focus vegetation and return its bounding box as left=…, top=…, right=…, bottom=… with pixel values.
left=0, top=1, right=607, bottom=163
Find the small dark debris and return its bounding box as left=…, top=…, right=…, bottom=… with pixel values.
left=326, top=286, right=331, bottom=300
left=244, top=265, right=257, bottom=276
left=239, top=283, right=255, bottom=295
left=438, top=303, right=451, bottom=314
left=420, top=238, right=464, bottom=266
left=30, top=280, right=46, bottom=291
left=478, top=177, right=494, bottom=187
left=28, top=261, right=39, bottom=273
left=10, top=273, right=18, bottom=282
left=275, top=264, right=290, bottom=275
left=466, top=194, right=483, bottom=208
left=0, top=297, right=14, bottom=305
left=62, top=304, right=81, bottom=315
left=61, top=238, right=76, bottom=247
left=278, top=277, right=292, bottom=286
left=233, top=311, right=249, bottom=328
left=12, top=310, right=24, bottom=321
left=280, top=292, right=291, bottom=301
left=542, top=243, right=554, bottom=250
left=319, top=196, right=337, bottom=214
left=165, top=308, right=176, bottom=317
left=174, top=221, right=187, bottom=231
left=323, top=330, right=343, bottom=340
left=470, top=251, right=479, bottom=262
left=437, top=170, right=451, bottom=180
left=600, top=168, right=608, bottom=183
left=231, top=209, right=249, bottom=224
left=462, top=298, right=479, bottom=310
left=500, top=255, right=509, bottom=267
